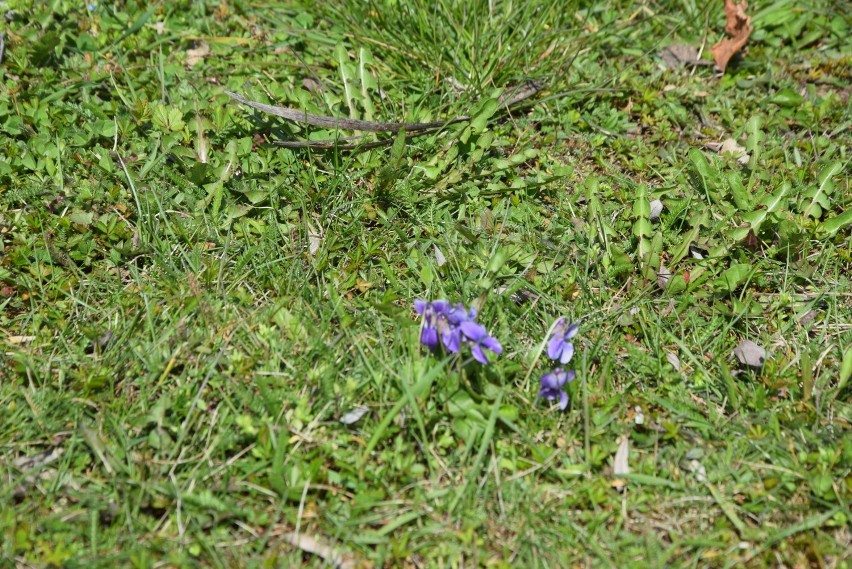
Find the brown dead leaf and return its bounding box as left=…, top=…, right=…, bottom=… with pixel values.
left=658, top=44, right=714, bottom=69
left=704, top=138, right=750, bottom=165
left=186, top=42, right=210, bottom=68
left=710, top=0, right=752, bottom=73
left=282, top=532, right=361, bottom=569
left=733, top=339, right=766, bottom=369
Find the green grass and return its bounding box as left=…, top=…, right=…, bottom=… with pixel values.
left=1, top=0, right=850, bottom=567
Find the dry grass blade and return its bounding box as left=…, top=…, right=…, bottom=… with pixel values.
left=282, top=532, right=363, bottom=569
left=225, top=81, right=544, bottom=148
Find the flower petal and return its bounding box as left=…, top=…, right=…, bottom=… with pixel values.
left=481, top=336, right=502, bottom=354
left=414, top=300, right=428, bottom=315
left=547, top=335, right=564, bottom=360
left=441, top=327, right=461, bottom=353
left=558, top=391, right=569, bottom=410
left=558, top=342, right=574, bottom=365
left=540, top=371, right=561, bottom=390
left=538, top=385, right=556, bottom=401
left=459, top=320, right=487, bottom=341
left=471, top=344, right=489, bottom=364
left=564, top=321, right=580, bottom=340
left=420, top=326, right=438, bottom=349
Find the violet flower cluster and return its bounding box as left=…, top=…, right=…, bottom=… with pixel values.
left=414, top=300, right=502, bottom=364
left=538, top=318, right=580, bottom=410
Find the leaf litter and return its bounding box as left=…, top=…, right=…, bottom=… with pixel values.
left=705, top=138, right=750, bottom=165
left=733, top=339, right=767, bottom=369
left=710, top=0, right=753, bottom=72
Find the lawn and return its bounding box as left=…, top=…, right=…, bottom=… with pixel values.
left=1, top=0, right=850, bottom=567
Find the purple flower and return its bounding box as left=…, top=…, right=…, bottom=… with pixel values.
left=538, top=368, right=575, bottom=410
left=415, top=300, right=451, bottom=351
left=547, top=317, right=580, bottom=365
left=459, top=321, right=502, bottom=364
left=414, top=299, right=501, bottom=364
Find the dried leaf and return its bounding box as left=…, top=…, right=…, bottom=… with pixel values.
left=657, top=264, right=672, bottom=290
left=614, top=437, right=630, bottom=476
left=733, top=339, right=766, bottom=369
left=659, top=44, right=701, bottom=68
left=186, top=42, right=210, bottom=68
left=282, top=532, right=359, bottom=569
left=705, top=138, right=750, bottom=165
left=13, top=447, right=64, bottom=472
left=434, top=244, right=446, bottom=267
left=306, top=220, right=323, bottom=257
left=720, top=138, right=750, bottom=165
left=666, top=351, right=681, bottom=371
left=687, top=459, right=707, bottom=482
left=649, top=199, right=664, bottom=221
left=710, top=0, right=752, bottom=73
left=302, top=77, right=325, bottom=94
left=611, top=436, right=630, bottom=493
left=338, top=406, right=370, bottom=425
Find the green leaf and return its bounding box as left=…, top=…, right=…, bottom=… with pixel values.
left=671, top=213, right=706, bottom=265
left=152, top=104, right=185, bottom=133
left=632, top=218, right=653, bottom=238
left=803, top=161, right=842, bottom=218
left=335, top=44, right=358, bottom=120
left=769, top=88, right=805, bottom=108
left=225, top=204, right=252, bottom=220
left=727, top=171, right=753, bottom=210
left=269, top=428, right=288, bottom=497
left=68, top=211, right=94, bottom=226
left=819, top=208, right=852, bottom=237
left=715, top=263, right=752, bottom=293
left=448, top=391, right=486, bottom=422
left=358, top=47, right=377, bottom=121
left=620, top=473, right=683, bottom=489
left=485, top=247, right=509, bottom=274
left=469, top=96, right=499, bottom=132
left=760, top=182, right=792, bottom=213
left=745, top=115, right=764, bottom=167
left=689, top=148, right=717, bottom=194
left=390, top=128, right=406, bottom=164
left=837, top=347, right=852, bottom=395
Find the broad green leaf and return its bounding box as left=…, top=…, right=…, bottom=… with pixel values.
left=485, top=247, right=509, bottom=274
left=469, top=96, right=499, bottom=132
left=803, top=161, right=842, bottom=218
left=760, top=182, right=791, bottom=213
left=152, top=104, right=185, bottom=133
left=335, top=44, right=357, bottom=120
left=671, top=213, right=706, bottom=265
left=269, top=428, right=288, bottom=497
left=69, top=211, right=94, bottom=225
left=715, top=263, right=752, bottom=292
left=769, top=88, right=804, bottom=107
left=358, top=47, right=376, bottom=121
left=819, top=208, right=852, bottom=236
left=689, top=148, right=715, bottom=193
left=390, top=128, right=406, bottom=164
left=745, top=115, right=764, bottom=167
left=633, top=186, right=650, bottom=217
left=225, top=204, right=251, bottom=220
left=633, top=219, right=653, bottom=238
left=727, top=171, right=753, bottom=210
left=837, top=347, right=852, bottom=395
